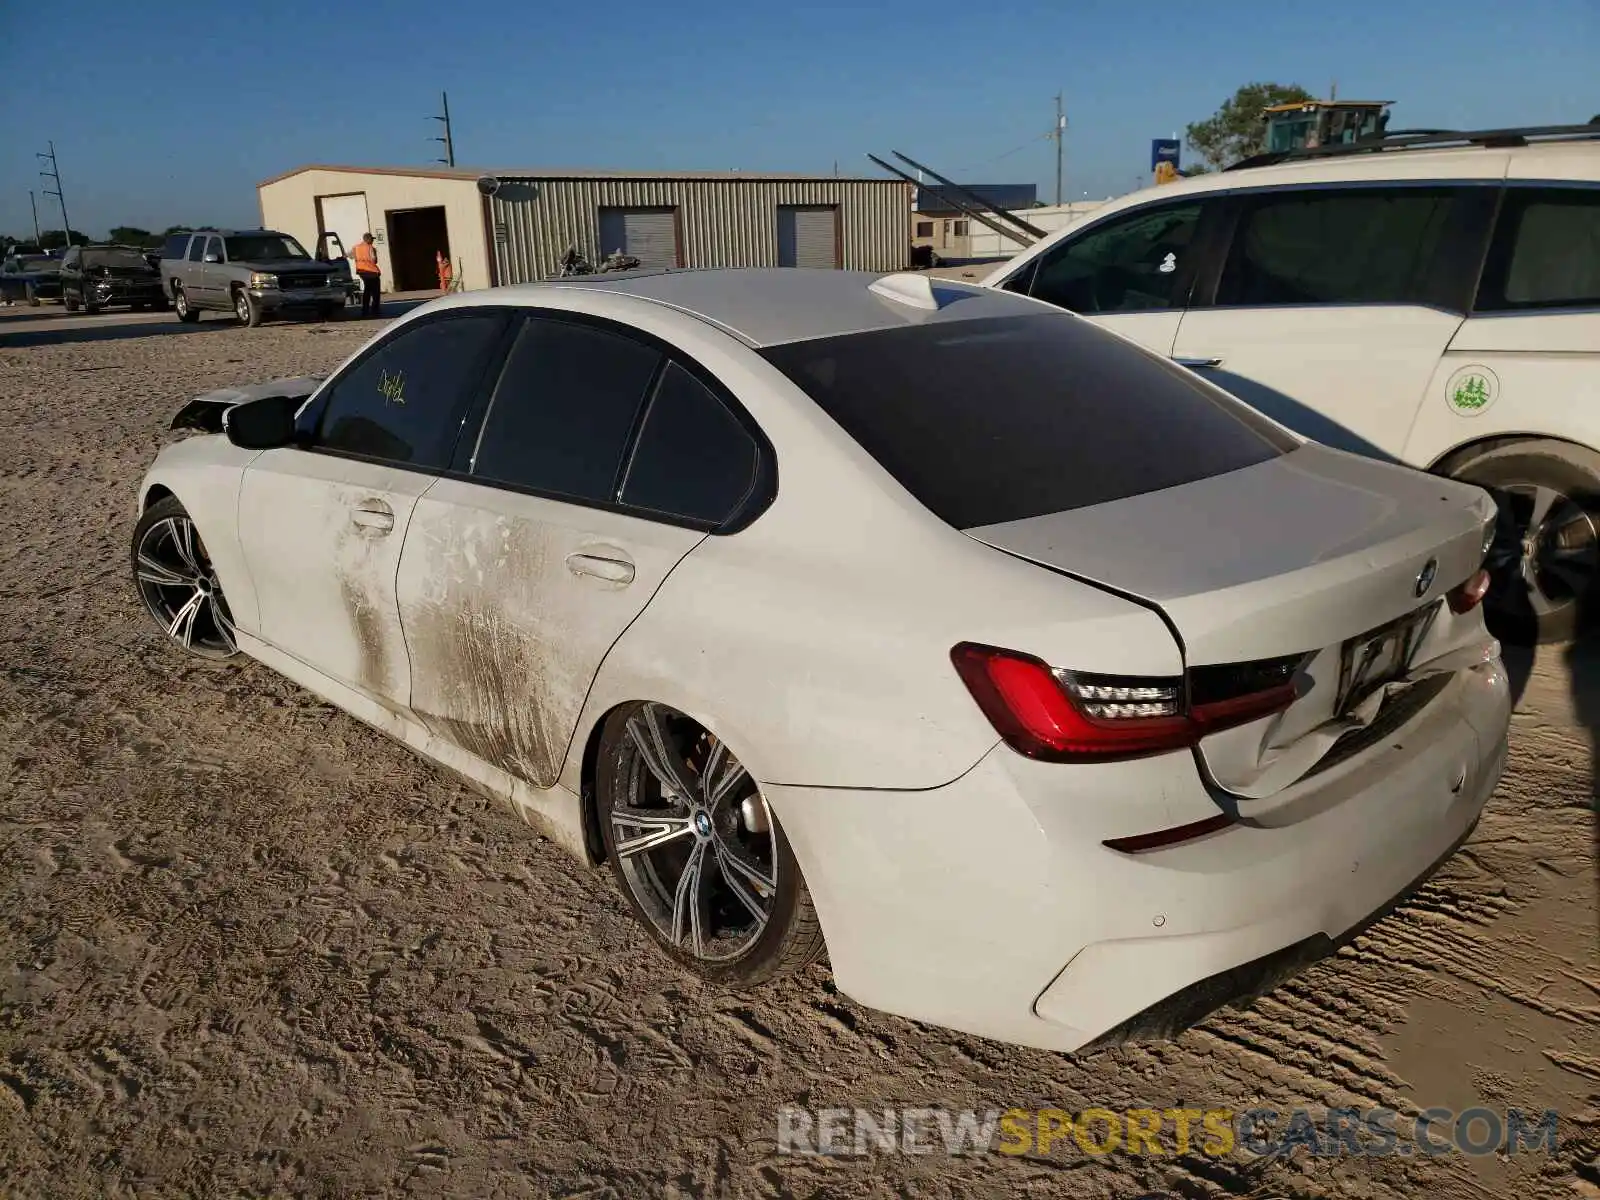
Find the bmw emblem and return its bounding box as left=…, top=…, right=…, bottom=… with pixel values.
left=693, top=810, right=713, bottom=838
left=1415, top=558, right=1438, bottom=598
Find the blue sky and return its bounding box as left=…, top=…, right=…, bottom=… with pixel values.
left=1, top=0, right=1595, bottom=238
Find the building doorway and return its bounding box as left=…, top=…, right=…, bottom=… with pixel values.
left=386, top=206, right=450, bottom=291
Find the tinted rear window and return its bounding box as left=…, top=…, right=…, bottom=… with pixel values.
left=759, top=313, right=1294, bottom=529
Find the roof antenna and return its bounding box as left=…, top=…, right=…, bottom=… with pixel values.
left=869, top=273, right=941, bottom=310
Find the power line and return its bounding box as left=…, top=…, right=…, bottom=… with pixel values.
left=952, top=129, right=1054, bottom=175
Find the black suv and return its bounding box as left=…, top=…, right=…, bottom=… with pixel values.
left=60, top=245, right=167, bottom=314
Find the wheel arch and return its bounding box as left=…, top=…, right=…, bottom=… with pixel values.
left=1427, top=431, right=1600, bottom=477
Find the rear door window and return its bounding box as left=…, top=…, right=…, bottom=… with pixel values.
left=1023, top=201, right=1204, bottom=314
left=470, top=316, right=663, bottom=502
left=161, top=234, right=192, bottom=261
left=759, top=312, right=1294, bottom=529
left=1476, top=187, right=1600, bottom=311
left=314, top=313, right=508, bottom=469
left=620, top=362, right=760, bottom=525
left=186, top=237, right=207, bottom=263
left=1214, top=187, right=1455, bottom=307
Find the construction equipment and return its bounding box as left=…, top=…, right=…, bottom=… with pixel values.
left=1262, top=99, right=1392, bottom=155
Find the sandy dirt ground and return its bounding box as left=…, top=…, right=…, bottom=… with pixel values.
left=0, top=310, right=1595, bottom=1199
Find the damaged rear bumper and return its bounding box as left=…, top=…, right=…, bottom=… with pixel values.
left=766, top=656, right=1509, bottom=1052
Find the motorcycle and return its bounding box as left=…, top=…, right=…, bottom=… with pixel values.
left=556, top=244, right=642, bottom=278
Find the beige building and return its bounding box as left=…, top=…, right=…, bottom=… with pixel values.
left=257, top=165, right=911, bottom=293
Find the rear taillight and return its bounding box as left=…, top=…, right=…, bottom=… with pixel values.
left=950, top=642, right=1301, bottom=763
left=1448, top=568, right=1492, bottom=614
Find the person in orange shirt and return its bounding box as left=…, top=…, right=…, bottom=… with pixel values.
left=435, top=250, right=453, bottom=294
left=353, top=232, right=381, bottom=317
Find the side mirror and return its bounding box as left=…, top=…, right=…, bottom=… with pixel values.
left=224, top=394, right=301, bottom=450
left=203, top=252, right=221, bottom=264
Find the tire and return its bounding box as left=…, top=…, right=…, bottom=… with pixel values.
left=596, top=701, right=826, bottom=987
left=1450, top=438, right=1600, bottom=645
left=26, top=283, right=38, bottom=307
left=63, top=289, right=79, bottom=313
left=84, top=298, right=100, bottom=315
left=173, top=285, right=199, bottom=323
left=234, top=287, right=263, bottom=327
left=319, top=304, right=344, bottom=321
left=131, top=496, right=239, bottom=661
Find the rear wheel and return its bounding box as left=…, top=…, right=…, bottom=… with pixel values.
left=173, top=286, right=199, bottom=323
left=131, top=496, right=239, bottom=660
left=25, top=282, right=38, bottom=307
left=596, top=701, right=825, bottom=986
left=63, top=288, right=79, bottom=313
left=1451, top=439, right=1600, bottom=644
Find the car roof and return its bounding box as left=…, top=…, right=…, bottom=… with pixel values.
left=486, top=268, right=1048, bottom=347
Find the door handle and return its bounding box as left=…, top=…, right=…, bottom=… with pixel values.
left=566, top=552, right=635, bottom=585
left=350, top=499, right=394, bottom=533
left=1173, top=355, right=1224, bottom=369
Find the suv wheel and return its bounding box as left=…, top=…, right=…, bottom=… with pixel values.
left=1451, top=439, right=1600, bottom=644
left=234, top=288, right=263, bottom=327
left=63, top=289, right=79, bottom=313
left=173, top=286, right=199, bottom=323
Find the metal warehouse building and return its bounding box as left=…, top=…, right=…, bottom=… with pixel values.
left=257, top=165, right=911, bottom=293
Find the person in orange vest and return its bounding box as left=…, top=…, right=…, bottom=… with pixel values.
left=435, top=250, right=453, bottom=294
left=353, top=232, right=381, bottom=317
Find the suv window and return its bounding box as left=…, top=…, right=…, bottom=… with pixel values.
left=1215, top=187, right=1455, bottom=307
left=472, top=316, right=662, bottom=502
left=161, top=234, right=192, bottom=261
left=186, top=237, right=207, bottom=263
left=316, top=314, right=507, bottom=469
left=760, top=312, right=1294, bottom=529
left=621, top=363, right=759, bottom=525
left=1477, top=187, right=1600, bottom=312
left=1023, top=201, right=1203, bottom=314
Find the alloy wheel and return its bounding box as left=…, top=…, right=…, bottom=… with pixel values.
left=607, top=703, right=778, bottom=963
left=174, top=289, right=188, bottom=317
left=134, top=515, right=238, bottom=658
left=234, top=291, right=250, bottom=323
left=1484, top=483, right=1600, bottom=621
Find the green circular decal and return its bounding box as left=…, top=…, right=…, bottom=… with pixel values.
left=1446, top=366, right=1499, bottom=417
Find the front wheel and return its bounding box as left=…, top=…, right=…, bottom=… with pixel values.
left=234, top=288, right=263, bottom=327
left=1451, top=439, right=1600, bottom=644
left=173, top=286, right=199, bottom=323
left=63, top=289, right=80, bottom=313
left=597, top=701, right=825, bottom=986
left=131, top=496, right=239, bottom=660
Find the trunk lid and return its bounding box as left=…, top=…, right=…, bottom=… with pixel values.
left=965, top=443, right=1498, bottom=799
left=965, top=443, right=1493, bottom=664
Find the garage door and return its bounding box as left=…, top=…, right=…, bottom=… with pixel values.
left=597, top=207, right=679, bottom=268
left=778, top=206, right=839, bottom=269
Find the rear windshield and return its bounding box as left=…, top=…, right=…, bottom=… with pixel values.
left=225, top=234, right=309, bottom=261
left=759, top=312, right=1295, bottom=529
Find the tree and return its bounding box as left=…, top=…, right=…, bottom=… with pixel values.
left=39, top=229, right=90, bottom=250
left=1186, top=82, right=1315, bottom=170
left=161, top=225, right=193, bottom=237
left=109, top=226, right=159, bottom=247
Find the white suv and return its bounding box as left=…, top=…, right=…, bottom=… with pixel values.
left=983, top=124, right=1600, bottom=643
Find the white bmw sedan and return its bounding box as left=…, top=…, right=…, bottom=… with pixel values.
left=133, top=268, right=1510, bottom=1052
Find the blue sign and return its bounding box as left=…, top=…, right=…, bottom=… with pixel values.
left=1151, top=139, right=1181, bottom=171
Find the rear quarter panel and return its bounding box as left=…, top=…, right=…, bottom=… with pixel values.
left=1403, top=314, right=1600, bottom=468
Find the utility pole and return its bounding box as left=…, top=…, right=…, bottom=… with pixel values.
left=1052, top=93, right=1066, bottom=206
left=29, top=190, right=42, bottom=245
left=432, top=91, right=455, bottom=167
left=36, top=141, right=71, bottom=245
